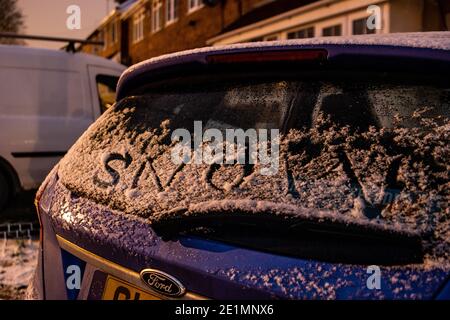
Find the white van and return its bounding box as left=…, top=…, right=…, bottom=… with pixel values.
left=0, top=45, right=126, bottom=210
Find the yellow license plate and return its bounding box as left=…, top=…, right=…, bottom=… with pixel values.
left=102, top=276, right=161, bottom=300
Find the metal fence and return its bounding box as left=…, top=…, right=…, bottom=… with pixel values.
left=0, top=222, right=40, bottom=240
left=0, top=222, right=40, bottom=260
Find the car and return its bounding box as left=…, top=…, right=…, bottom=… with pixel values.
left=0, top=45, right=126, bottom=211
left=30, top=32, right=449, bottom=300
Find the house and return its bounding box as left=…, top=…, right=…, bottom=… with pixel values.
left=80, top=0, right=271, bottom=65
left=118, top=0, right=271, bottom=65
left=208, top=0, right=450, bottom=45
left=80, top=0, right=449, bottom=65
left=78, top=0, right=138, bottom=63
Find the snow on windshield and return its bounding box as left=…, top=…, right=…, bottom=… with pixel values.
left=58, top=80, right=449, bottom=266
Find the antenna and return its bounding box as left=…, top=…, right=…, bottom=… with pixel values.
left=0, top=32, right=104, bottom=53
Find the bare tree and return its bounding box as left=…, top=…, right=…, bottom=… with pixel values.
left=0, top=0, right=25, bottom=44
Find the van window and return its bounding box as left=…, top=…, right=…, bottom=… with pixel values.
left=96, top=75, right=119, bottom=113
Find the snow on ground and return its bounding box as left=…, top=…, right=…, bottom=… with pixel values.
left=0, top=238, right=39, bottom=300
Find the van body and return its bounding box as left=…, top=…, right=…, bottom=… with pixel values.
left=0, top=45, right=125, bottom=209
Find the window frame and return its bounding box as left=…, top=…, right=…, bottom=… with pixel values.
left=152, top=0, right=163, bottom=33
left=263, top=34, right=280, bottom=41
left=165, top=0, right=179, bottom=26
left=321, top=24, right=342, bottom=37
left=315, top=16, right=346, bottom=37
left=347, top=9, right=381, bottom=35
left=287, top=26, right=315, bottom=39
left=187, top=0, right=203, bottom=13
left=99, top=30, right=106, bottom=50
left=352, top=17, right=377, bottom=35
left=132, top=9, right=145, bottom=44
left=110, top=21, right=117, bottom=45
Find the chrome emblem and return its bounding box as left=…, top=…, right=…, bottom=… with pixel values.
left=140, top=269, right=186, bottom=297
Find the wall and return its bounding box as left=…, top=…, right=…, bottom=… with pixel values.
left=124, top=0, right=252, bottom=64
left=389, top=0, right=423, bottom=33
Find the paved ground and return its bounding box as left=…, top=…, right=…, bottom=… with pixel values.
left=0, top=190, right=39, bottom=300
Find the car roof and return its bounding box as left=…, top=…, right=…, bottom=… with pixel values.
left=117, top=32, right=450, bottom=100
left=0, top=44, right=125, bottom=71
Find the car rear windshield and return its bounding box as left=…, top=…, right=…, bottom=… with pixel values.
left=59, top=75, right=449, bottom=265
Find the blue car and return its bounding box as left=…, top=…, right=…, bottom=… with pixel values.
left=30, top=32, right=450, bottom=300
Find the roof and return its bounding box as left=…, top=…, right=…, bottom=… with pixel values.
left=222, top=0, right=318, bottom=34
left=117, top=32, right=450, bottom=99
left=120, top=0, right=146, bottom=20
left=82, top=0, right=139, bottom=41
left=117, top=0, right=139, bottom=12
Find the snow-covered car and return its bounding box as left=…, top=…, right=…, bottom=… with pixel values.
left=31, top=32, right=449, bottom=300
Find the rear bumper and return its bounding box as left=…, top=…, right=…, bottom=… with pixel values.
left=57, top=235, right=205, bottom=300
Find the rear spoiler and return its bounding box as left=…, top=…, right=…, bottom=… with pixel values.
left=0, top=32, right=103, bottom=53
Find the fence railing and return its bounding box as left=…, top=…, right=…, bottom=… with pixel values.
left=0, top=222, right=40, bottom=240
left=0, top=222, right=40, bottom=259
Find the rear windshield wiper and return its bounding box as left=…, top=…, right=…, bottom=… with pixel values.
left=151, top=204, right=424, bottom=266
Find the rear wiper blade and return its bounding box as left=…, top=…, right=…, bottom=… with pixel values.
left=150, top=203, right=424, bottom=265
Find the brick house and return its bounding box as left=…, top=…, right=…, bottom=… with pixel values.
left=209, top=0, right=450, bottom=45
left=121, top=0, right=281, bottom=65
left=78, top=0, right=135, bottom=63
left=80, top=0, right=273, bottom=65
left=80, top=0, right=449, bottom=65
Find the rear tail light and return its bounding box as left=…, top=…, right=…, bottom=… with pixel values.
left=35, top=166, right=59, bottom=215
left=33, top=166, right=60, bottom=300
left=35, top=167, right=59, bottom=242
left=205, top=49, right=328, bottom=64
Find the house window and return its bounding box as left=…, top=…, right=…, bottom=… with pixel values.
left=99, top=31, right=106, bottom=49
left=263, top=34, right=279, bottom=41
left=352, top=18, right=376, bottom=35
left=287, top=27, right=315, bottom=39
left=166, top=0, right=179, bottom=25
left=110, top=22, right=117, bottom=44
left=133, top=9, right=145, bottom=43
left=322, top=24, right=342, bottom=37
left=249, top=37, right=264, bottom=42
left=92, top=35, right=100, bottom=54
left=152, top=0, right=163, bottom=32
left=188, top=0, right=203, bottom=13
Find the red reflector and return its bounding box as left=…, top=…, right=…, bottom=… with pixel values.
left=206, top=49, right=328, bottom=64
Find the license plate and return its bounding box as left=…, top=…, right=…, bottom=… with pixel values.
left=102, top=275, right=161, bottom=300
